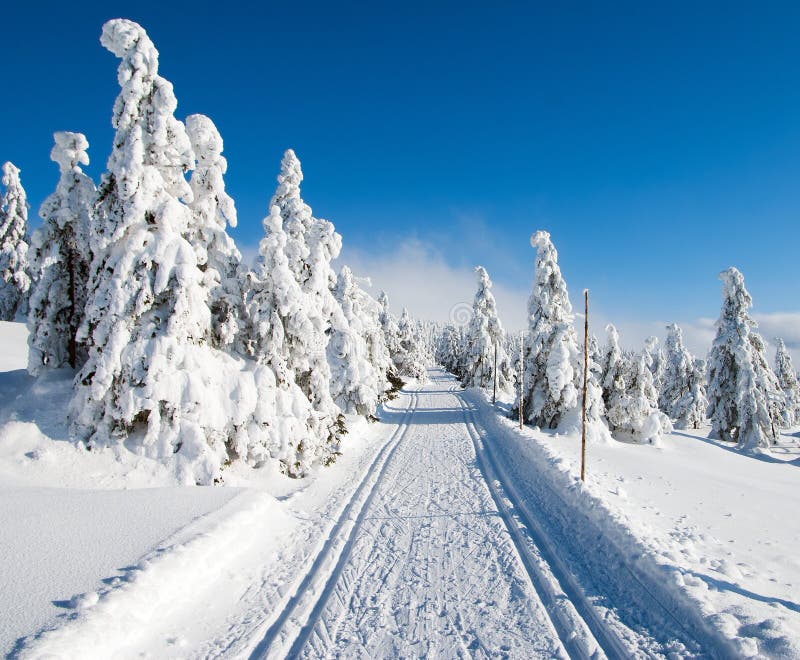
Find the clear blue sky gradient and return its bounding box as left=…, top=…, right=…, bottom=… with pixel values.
left=3, top=1, right=799, bottom=321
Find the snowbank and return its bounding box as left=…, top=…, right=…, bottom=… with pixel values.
left=467, top=386, right=800, bottom=657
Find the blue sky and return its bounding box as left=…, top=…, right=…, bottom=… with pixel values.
left=3, top=2, right=800, bottom=351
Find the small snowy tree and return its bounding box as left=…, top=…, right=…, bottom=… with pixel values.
left=518, top=231, right=579, bottom=428
left=185, top=113, right=243, bottom=349
left=562, top=332, right=613, bottom=443
left=395, top=308, right=427, bottom=379
left=330, top=266, right=389, bottom=416
left=659, top=323, right=694, bottom=418
left=774, top=338, right=800, bottom=426
left=436, top=324, right=462, bottom=376
left=27, top=133, right=96, bottom=373
left=643, top=336, right=665, bottom=395
left=707, top=267, right=780, bottom=451
left=378, top=291, right=402, bottom=373
left=602, top=324, right=629, bottom=429
left=674, top=358, right=708, bottom=430
left=461, top=266, right=511, bottom=390
left=0, top=162, right=31, bottom=320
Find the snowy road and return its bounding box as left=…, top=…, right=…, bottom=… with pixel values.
left=252, top=370, right=628, bottom=659
left=19, top=369, right=726, bottom=658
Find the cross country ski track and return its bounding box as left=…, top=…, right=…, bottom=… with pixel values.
left=247, top=368, right=727, bottom=659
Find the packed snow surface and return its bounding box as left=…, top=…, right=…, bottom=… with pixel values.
left=2, top=317, right=799, bottom=657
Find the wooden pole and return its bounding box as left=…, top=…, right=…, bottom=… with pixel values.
left=492, top=341, right=497, bottom=405
left=519, top=332, right=524, bottom=430
left=581, top=289, right=589, bottom=483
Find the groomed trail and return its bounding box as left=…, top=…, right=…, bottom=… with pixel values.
left=248, top=369, right=718, bottom=659
left=19, top=368, right=730, bottom=658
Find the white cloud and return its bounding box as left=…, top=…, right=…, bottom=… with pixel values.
left=338, top=238, right=529, bottom=331
left=337, top=238, right=800, bottom=368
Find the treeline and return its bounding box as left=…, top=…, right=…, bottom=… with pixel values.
left=435, top=231, right=800, bottom=451
left=0, top=19, right=431, bottom=484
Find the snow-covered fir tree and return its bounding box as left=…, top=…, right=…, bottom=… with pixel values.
left=378, top=291, right=403, bottom=374
left=707, top=267, right=780, bottom=451
left=674, top=358, right=708, bottom=430
left=246, top=203, right=334, bottom=474
left=518, top=231, right=579, bottom=428
left=461, top=266, right=511, bottom=390
left=265, top=149, right=344, bottom=439
left=643, top=335, right=665, bottom=396
left=436, top=324, right=462, bottom=376
left=395, top=308, right=427, bottom=379
left=659, top=323, right=694, bottom=418
left=27, top=133, right=96, bottom=373
left=70, top=19, right=289, bottom=484
left=601, top=324, right=628, bottom=428
left=562, top=332, right=613, bottom=443
left=330, top=265, right=388, bottom=416
left=185, top=113, right=243, bottom=348
left=0, top=162, right=31, bottom=321
left=774, top=338, right=800, bottom=426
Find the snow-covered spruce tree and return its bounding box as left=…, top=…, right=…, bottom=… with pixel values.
left=331, top=266, right=390, bottom=416
left=348, top=276, right=394, bottom=399
left=774, top=338, right=800, bottom=426
left=0, top=162, right=31, bottom=321
left=623, top=352, right=673, bottom=443
left=70, top=19, right=279, bottom=484
left=185, top=113, right=243, bottom=349
left=674, top=358, right=708, bottom=430
left=461, top=266, right=511, bottom=390
left=245, top=203, right=334, bottom=474
left=643, top=335, right=665, bottom=396
left=601, top=324, right=629, bottom=430
left=600, top=323, right=630, bottom=412
left=561, top=332, right=613, bottom=443
left=436, top=324, right=462, bottom=376
left=262, top=149, right=345, bottom=443
left=395, top=308, right=427, bottom=379
left=378, top=291, right=402, bottom=370
left=659, top=323, right=694, bottom=418
left=707, top=267, right=780, bottom=451
left=27, top=133, right=96, bottom=373
left=518, top=231, right=579, bottom=428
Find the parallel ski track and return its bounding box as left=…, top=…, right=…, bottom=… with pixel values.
left=247, top=385, right=424, bottom=660
left=455, top=383, right=728, bottom=659
left=454, top=389, right=627, bottom=659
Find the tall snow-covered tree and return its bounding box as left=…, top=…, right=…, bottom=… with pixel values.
left=707, top=267, right=780, bottom=451
left=185, top=113, right=243, bottom=349
left=265, top=149, right=344, bottom=439
left=659, top=323, right=694, bottom=418
left=461, top=266, right=511, bottom=390
left=70, top=19, right=285, bottom=484
left=27, top=133, right=96, bottom=373
left=518, top=231, right=579, bottom=428
left=774, top=338, right=800, bottom=426
left=246, top=203, right=333, bottom=474
left=0, top=162, right=31, bottom=321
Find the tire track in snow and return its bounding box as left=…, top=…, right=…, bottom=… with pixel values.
left=457, top=375, right=733, bottom=658
left=286, top=373, right=567, bottom=659
left=454, top=387, right=624, bottom=659
left=247, top=385, right=421, bottom=659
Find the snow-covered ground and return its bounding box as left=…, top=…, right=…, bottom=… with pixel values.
left=3, top=319, right=800, bottom=657
left=478, top=388, right=800, bottom=657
